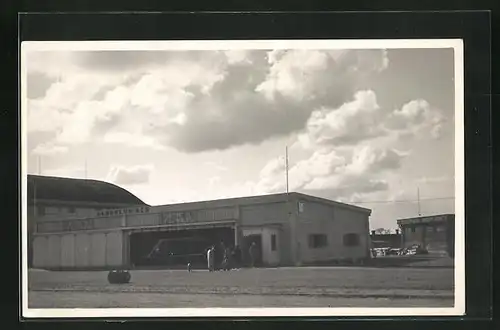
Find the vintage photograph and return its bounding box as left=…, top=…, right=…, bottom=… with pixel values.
left=21, top=40, right=464, bottom=317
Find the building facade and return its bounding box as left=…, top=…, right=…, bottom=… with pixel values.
left=31, top=188, right=373, bottom=270
left=397, top=214, right=455, bottom=256
left=27, top=175, right=147, bottom=267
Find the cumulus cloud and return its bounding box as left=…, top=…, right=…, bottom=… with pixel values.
left=32, top=143, right=68, bottom=156
left=297, top=90, right=386, bottom=148
left=385, top=99, right=447, bottom=140
left=106, top=164, right=154, bottom=186
left=27, top=71, right=57, bottom=99
left=295, top=92, right=448, bottom=151
left=26, top=48, right=390, bottom=153
left=252, top=144, right=409, bottom=201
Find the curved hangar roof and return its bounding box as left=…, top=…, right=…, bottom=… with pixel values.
left=27, top=175, right=147, bottom=206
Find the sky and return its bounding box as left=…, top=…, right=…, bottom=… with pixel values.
left=24, top=44, right=456, bottom=230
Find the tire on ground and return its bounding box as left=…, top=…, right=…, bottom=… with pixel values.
left=107, top=270, right=131, bottom=284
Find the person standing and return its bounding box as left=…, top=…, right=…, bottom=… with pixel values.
left=216, top=240, right=225, bottom=271
left=231, top=245, right=241, bottom=269
left=223, top=246, right=232, bottom=271
left=207, top=246, right=215, bottom=272
left=249, top=242, right=257, bottom=268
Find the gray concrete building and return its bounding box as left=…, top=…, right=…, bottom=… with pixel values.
left=30, top=176, right=373, bottom=270
left=397, top=214, right=455, bottom=257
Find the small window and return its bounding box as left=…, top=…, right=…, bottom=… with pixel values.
left=411, top=227, right=416, bottom=233
left=436, top=226, right=446, bottom=232
left=343, top=233, right=360, bottom=247
left=271, top=234, right=277, bottom=251
left=68, top=207, right=75, bottom=213
left=308, top=234, right=328, bottom=249
left=426, top=226, right=434, bottom=232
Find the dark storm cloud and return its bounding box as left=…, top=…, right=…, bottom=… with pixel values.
left=27, top=72, right=56, bottom=99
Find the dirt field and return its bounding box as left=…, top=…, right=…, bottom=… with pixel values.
left=27, top=266, right=454, bottom=308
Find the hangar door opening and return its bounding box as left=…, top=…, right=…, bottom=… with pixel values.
left=130, top=226, right=235, bottom=268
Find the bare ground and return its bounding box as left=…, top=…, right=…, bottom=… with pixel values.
left=27, top=266, right=454, bottom=308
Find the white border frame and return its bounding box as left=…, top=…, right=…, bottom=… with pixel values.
left=20, top=39, right=465, bottom=318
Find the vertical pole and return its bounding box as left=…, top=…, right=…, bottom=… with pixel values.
left=285, top=146, right=289, bottom=194
left=417, top=187, right=421, bottom=216
left=234, top=224, right=238, bottom=246
left=85, top=159, right=88, bottom=179
left=38, top=156, right=41, bottom=175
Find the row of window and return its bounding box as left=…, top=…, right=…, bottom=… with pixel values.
left=97, top=207, right=150, bottom=217
left=266, top=233, right=361, bottom=254
left=407, top=225, right=446, bottom=233
left=308, top=233, right=360, bottom=249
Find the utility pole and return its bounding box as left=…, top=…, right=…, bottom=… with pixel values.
left=417, top=187, right=421, bottom=216
left=285, top=146, right=289, bottom=194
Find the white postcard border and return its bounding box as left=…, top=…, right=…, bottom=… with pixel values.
left=21, top=38, right=465, bottom=318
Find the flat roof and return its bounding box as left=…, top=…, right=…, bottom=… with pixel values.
left=151, top=192, right=372, bottom=215
left=397, top=214, right=455, bottom=225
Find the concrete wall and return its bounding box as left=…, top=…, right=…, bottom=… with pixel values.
left=240, top=201, right=292, bottom=264
left=240, top=202, right=288, bottom=226
left=35, top=206, right=102, bottom=222
left=241, top=227, right=280, bottom=266
left=296, top=201, right=370, bottom=263
left=402, top=225, right=426, bottom=248
left=32, top=230, right=125, bottom=269
left=402, top=222, right=451, bottom=254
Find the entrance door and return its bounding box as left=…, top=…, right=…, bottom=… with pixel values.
left=242, top=234, right=263, bottom=267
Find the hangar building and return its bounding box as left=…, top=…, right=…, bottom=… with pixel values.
left=29, top=176, right=373, bottom=270
left=27, top=175, right=147, bottom=267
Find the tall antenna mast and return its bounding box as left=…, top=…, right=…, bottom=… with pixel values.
left=417, top=187, right=421, bottom=216
left=285, top=146, right=289, bottom=194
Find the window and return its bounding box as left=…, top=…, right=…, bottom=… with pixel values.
left=271, top=234, right=277, bottom=251
left=426, top=226, right=434, bottom=232
left=411, top=227, right=416, bottom=233
left=343, top=233, right=360, bottom=247
left=436, top=226, right=446, bottom=232
left=68, top=207, right=75, bottom=213
left=308, top=234, right=328, bottom=249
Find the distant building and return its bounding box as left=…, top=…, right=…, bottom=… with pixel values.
left=370, top=230, right=402, bottom=249
left=29, top=178, right=373, bottom=270
left=397, top=214, right=455, bottom=257
left=27, top=175, right=147, bottom=268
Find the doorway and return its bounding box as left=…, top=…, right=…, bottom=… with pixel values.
left=242, top=234, right=263, bottom=267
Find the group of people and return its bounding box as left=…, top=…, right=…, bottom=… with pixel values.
left=206, top=241, right=257, bottom=271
